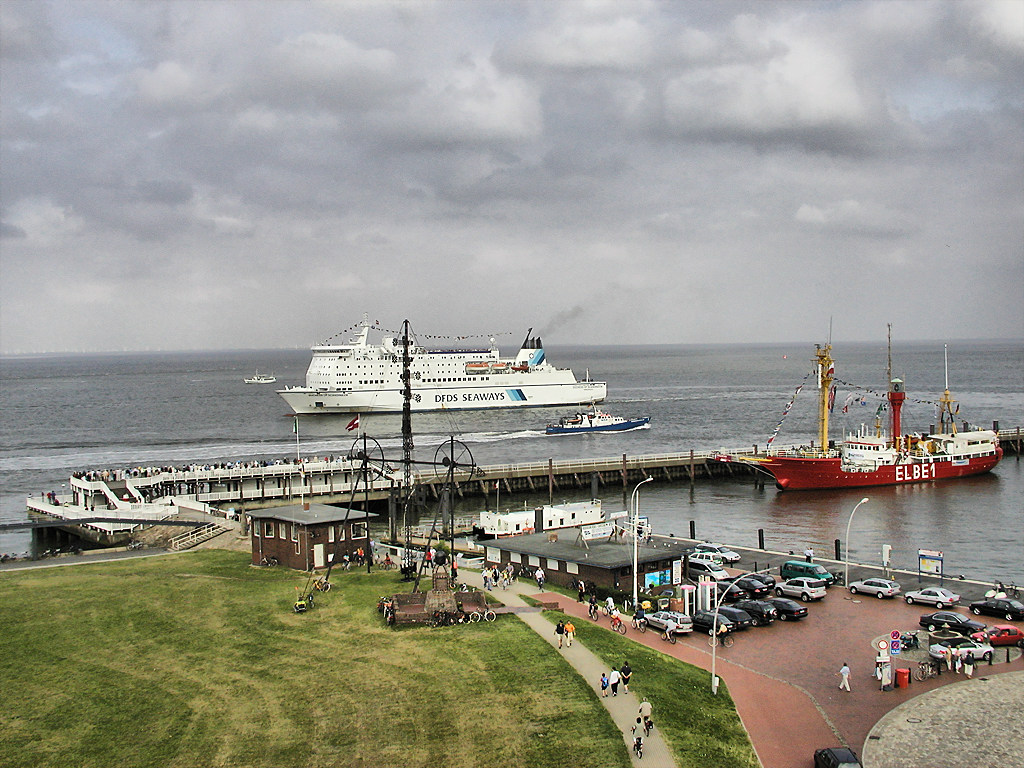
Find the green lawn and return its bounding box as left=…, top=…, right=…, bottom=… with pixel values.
left=0, top=552, right=629, bottom=768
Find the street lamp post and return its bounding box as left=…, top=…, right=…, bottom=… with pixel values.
left=630, top=477, right=653, bottom=612
left=710, top=570, right=754, bottom=695
left=844, top=497, right=870, bottom=588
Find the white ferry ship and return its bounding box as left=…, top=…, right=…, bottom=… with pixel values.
left=278, top=317, right=607, bottom=414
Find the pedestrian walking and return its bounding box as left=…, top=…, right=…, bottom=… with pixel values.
left=564, top=619, right=576, bottom=647
left=620, top=661, right=632, bottom=693
left=577, top=580, right=585, bottom=602
left=600, top=672, right=609, bottom=697
left=483, top=571, right=492, bottom=590
left=804, top=547, right=814, bottom=562
left=535, top=567, right=545, bottom=590
left=964, top=651, right=975, bottom=678
left=609, top=667, right=621, bottom=696
left=554, top=620, right=565, bottom=649
left=838, top=662, right=851, bottom=691
left=954, top=648, right=963, bottom=674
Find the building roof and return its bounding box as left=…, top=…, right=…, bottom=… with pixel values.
left=480, top=530, right=693, bottom=570
left=248, top=503, right=374, bottom=525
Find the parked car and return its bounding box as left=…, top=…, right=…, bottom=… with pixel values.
left=746, top=571, right=777, bottom=589
left=918, top=611, right=986, bottom=634
left=686, top=559, right=730, bottom=581
left=687, top=552, right=725, bottom=566
left=811, top=753, right=860, bottom=768
left=734, top=599, right=778, bottom=626
left=643, top=610, right=694, bottom=634
left=714, top=580, right=750, bottom=602
left=928, top=635, right=994, bottom=662
left=765, top=597, right=808, bottom=621
left=847, top=577, right=901, bottom=599
left=780, top=560, right=838, bottom=586
left=969, top=598, right=1024, bottom=622
left=727, top=575, right=771, bottom=599
left=715, top=605, right=754, bottom=630
left=971, top=625, right=1024, bottom=648
left=775, top=577, right=828, bottom=602
left=904, top=586, right=960, bottom=608
left=693, top=542, right=741, bottom=564
left=691, top=609, right=735, bottom=635
left=813, top=746, right=862, bottom=768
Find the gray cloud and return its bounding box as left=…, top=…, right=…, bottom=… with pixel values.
left=1, top=0, right=1021, bottom=354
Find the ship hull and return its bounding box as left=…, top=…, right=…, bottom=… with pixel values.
left=759, top=450, right=1003, bottom=491
left=280, top=381, right=607, bottom=414
left=546, top=417, right=650, bottom=435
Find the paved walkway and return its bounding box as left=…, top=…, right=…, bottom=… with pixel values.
left=461, top=570, right=677, bottom=767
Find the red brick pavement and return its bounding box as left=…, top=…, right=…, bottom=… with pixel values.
left=536, top=591, right=1022, bottom=768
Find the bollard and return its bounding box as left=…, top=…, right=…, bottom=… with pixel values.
left=758, top=528, right=765, bottom=550
left=689, top=520, right=696, bottom=539
left=834, top=538, right=842, bottom=561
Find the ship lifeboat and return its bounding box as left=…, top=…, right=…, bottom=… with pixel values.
left=489, top=362, right=509, bottom=372
left=465, top=362, right=491, bottom=374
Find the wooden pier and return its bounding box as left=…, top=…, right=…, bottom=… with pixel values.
left=26, top=428, right=1023, bottom=533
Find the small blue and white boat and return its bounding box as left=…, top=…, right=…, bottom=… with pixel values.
left=545, top=407, right=650, bottom=435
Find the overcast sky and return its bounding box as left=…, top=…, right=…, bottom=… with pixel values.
left=1, top=0, right=1022, bottom=353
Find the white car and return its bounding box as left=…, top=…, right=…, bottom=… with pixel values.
left=848, top=578, right=901, bottom=599
left=686, top=559, right=730, bottom=581
left=693, top=542, right=741, bottom=564
left=775, top=577, right=828, bottom=602
left=928, top=636, right=994, bottom=663
left=904, top=587, right=960, bottom=608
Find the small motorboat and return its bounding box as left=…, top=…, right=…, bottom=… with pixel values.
left=244, top=371, right=277, bottom=384
left=545, top=407, right=650, bottom=435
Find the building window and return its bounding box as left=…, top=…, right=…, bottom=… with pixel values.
left=264, top=522, right=274, bottom=537
left=566, top=562, right=579, bottom=574
left=279, top=523, right=287, bottom=539
left=546, top=558, right=559, bottom=570
left=328, top=525, right=335, bottom=543
left=509, top=551, right=521, bottom=563
left=351, top=522, right=367, bottom=540
left=291, top=526, right=299, bottom=543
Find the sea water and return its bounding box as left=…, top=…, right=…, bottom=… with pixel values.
left=1, top=340, right=1021, bottom=582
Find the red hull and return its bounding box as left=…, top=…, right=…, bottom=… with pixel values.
left=760, top=448, right=1003, bottom=491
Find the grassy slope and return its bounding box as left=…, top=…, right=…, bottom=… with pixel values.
left=0, top=552, right=629, bottom=768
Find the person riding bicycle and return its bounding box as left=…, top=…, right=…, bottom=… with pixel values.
left=606, top=595, right=616, bottom=614
left=383, top=553, right=393, bottom=569
left=664, top=616, right=678, bottom=640
left=609, top=606, right=622, bottom=629
left=633, top=604, right=646, bottom=625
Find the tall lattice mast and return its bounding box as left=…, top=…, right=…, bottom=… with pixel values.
left=401, top=320, right=415, bottom=569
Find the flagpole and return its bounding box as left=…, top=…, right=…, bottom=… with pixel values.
left=294, top=415, right=304, bottom=507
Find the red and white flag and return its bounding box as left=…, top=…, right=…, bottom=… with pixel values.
left=346, top=416, right=360, bottom=432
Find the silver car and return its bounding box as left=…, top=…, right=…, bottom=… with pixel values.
left=642, top=610, right=694, bottom=634
left=904, top=586, right=960, bottom=608
left=848, top=577, right=901, bottom=599
left=775, top=577, right=828, bottom=602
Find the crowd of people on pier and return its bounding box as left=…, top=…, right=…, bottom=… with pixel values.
left=72, top=454, right=371, bottom=484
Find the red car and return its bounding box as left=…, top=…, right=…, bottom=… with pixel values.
left=971, top=625, right=1024, bottom=648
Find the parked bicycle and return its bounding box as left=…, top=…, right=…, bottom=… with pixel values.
left=913, top=659, right=941, bottom=681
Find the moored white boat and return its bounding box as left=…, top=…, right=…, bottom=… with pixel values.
left=472, top=499, right=627, bottom=539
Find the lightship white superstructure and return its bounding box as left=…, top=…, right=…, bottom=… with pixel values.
left=278, top=317, right=607, bottom=414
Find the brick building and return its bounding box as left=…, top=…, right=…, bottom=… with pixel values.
left=249, top=503, right=373, bottom=570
